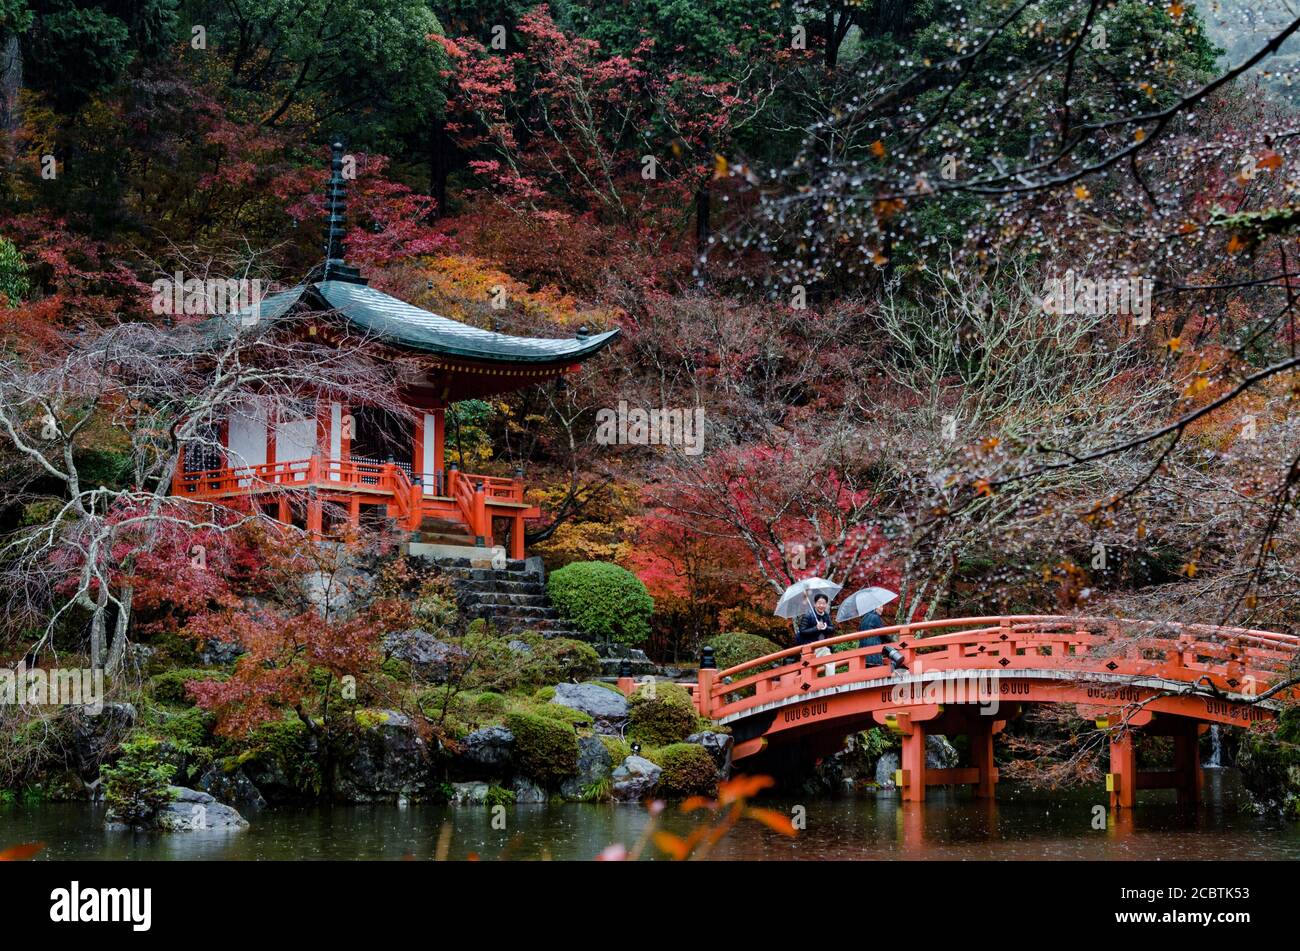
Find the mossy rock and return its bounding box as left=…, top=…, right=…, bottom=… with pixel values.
left=598, top=735, right=631, bottom=763
left=535, top=704, right=593, bottom=728
left=229, top=716, right=321, bottom=798
left=650, top=743, right=718, bottom=798
left=503, top=712, right=578, bottom=788
left=469, top=691, right=508, bottom=716
left=627, top=681, right=698, bottom=747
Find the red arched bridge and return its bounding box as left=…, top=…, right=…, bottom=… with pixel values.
left=630, top=616, right=1300, bottom=808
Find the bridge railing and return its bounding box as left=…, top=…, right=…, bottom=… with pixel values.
left=698, top=615, right=1300, bottom=721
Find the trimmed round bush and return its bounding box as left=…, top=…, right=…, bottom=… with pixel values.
left=504, top=712, right=578, bottom=788
left=547, top=562, right=653, bottom=646
left=706, top=632, right=782, bottom=672
left=652, top=743, right=718, bottom=798
left=628, top=681, right=697, bottom=746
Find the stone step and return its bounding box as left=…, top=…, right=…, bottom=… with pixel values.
left=453, top=579, right=546, bottom=595
left=467, top=605, right=558, bottom=620
left=434, top=558, right=530, bottom=573
left=471, top=593, right=552, bottom=608
left=417, top=532, right=477, bottom=547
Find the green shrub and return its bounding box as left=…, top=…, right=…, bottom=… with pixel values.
left=149, top=668, right=227, bottom=706
left=652, top=743, right=718, bottom=798
left=547, top=562, right=653, bottom=647
left=527, top=636, right=601, bottom=682
left=102, top=737, right=177, bottom=825
left=504, top=712, right=578, bottom=788
left=485, top=784, right=516, bottom=808
left=707, top=632, right=782, bottom=672
left=413, top=576, right=460, bottom=632
left=628, top=681, right=697, bottom=746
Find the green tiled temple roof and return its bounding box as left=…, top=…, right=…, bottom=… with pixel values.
left=221, top=282, right=618, bottom=365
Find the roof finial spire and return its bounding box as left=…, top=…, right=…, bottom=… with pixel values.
left=321, top=137, right=365, bottom=284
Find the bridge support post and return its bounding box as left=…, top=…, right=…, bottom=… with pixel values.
left=900, top=722, right=927, bottom=803
left=1108, top=731, right=1137, bottom=810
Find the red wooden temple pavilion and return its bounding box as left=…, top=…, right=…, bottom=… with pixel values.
left=171, top=141, right=618, bottom=559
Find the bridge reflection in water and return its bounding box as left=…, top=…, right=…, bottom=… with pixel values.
left=616, top=616, right=1300, bottom=810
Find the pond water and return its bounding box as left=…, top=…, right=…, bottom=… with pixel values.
left=3, top=770, right=1297, bottom=861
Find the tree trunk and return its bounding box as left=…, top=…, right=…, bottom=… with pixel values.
left=428, top=121, right=452, bottom=219
left=89, top=584, right=109, bottom=670
left=0, top=31, right=21, bottom=133
left=695, top=185, right=711, bottom=266
left=105, top=583, right=134, bottom=673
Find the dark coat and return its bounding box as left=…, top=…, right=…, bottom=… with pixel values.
left=796, top=609, right=836, bottom=645
left=857, top=610, right=888, bottom=665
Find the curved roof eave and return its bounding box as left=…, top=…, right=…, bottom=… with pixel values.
left=312, top=279, right=620, bottom=365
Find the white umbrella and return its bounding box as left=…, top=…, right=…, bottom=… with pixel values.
left=835, top=586, right=898, bottom=623
left=774, top=577, right=842, bottom=619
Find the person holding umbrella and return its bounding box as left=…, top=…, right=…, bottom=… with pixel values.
left=796, top=593, right=837, bottom=646
left=837, top=586, right=908, bottom=671
left=773, top=578, right=843, bottom=662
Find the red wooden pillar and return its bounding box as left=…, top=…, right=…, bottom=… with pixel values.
left=1109, top=731, right=1137, bottom=809
left=473, top=481, right=488, bottom=546
left=900, top=721, right=927, bottom=803
left=276, top=497, right=290, bottom=524
left=695, top=667, right=715, bottom=718
left=510, top=514, right=525, bottom=560
left=306, top=498, right=323, bottom=535
left=347, top=495, right=360, bottom=528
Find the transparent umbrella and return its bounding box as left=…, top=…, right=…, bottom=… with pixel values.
left=835, top=586, right=899, bottom=623
left=774, top=577, right=843, bottom=619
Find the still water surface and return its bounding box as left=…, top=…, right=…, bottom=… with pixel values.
left=3, top=770, right=1297, bottom=860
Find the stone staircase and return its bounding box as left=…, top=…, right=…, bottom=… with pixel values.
left=434, top=557, right=586, bottom=640
left=429, top=555, right=658, bottom=676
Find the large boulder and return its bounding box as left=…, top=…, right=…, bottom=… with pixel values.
left=197, top=764, right=266, bottom=811
left=333, top=710, right=431, bottom=802
left=107, top=787, right=249, bottom=832
left=611, top=755, right=662, bottom=802
left=456, top=726, right=515, bottom=779
left=383, top=630, right=467, bottom=682
left=512, top=777, right=546, bottom=803
left=874, top=735, right=959, bottom=789
left=551, top=682, right=628, bottom=732
left=686, top=731, right=734, bottom=778
left=451, top=781, right=489, bottom=805
left=66, top=702, right=137, bottom=778
left=560, top=737, right=614, bottom=800
left=155, top=787, right=250, bottom=831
